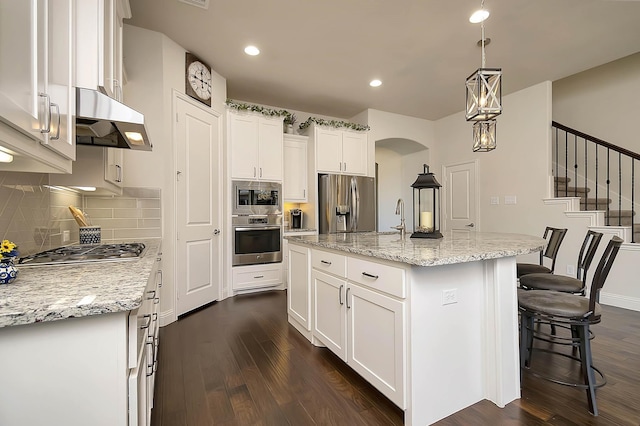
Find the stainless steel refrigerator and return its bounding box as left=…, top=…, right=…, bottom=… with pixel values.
left=318, top=173, right=376, bottom=234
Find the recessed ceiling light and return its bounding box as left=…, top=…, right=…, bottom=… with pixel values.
left=369, top=79, right=382, bottom=87
left=469, top=9, right=489, bottom=23
left=244, top=46, right=260, bottom=56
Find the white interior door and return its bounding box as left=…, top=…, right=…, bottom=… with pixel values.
left=443, top=161, right=478, bottom=231
left=175, top=95, right=222, bottom=316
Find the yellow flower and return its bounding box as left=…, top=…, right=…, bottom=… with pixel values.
left=1, top=240, right=16, bottom=254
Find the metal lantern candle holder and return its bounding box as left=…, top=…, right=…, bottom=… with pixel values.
left=411, top=164, right=443, bottom=239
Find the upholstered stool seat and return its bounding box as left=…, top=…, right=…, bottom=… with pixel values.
left=517, top=263, right=551, bottom=277
left=519, top=273, right=584, bottom=293
left=518, top=288, right=602, bottom=319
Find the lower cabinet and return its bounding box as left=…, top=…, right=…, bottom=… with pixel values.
left=287, top=243, right=311, bottom=334
left=306, top=247, right=406, bottom=409
left=232, top=263, right=282, bottom=291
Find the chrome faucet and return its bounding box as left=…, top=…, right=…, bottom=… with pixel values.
left=392, top=198, right=406, bottom=238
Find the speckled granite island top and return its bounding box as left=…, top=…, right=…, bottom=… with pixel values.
left=0, top=239, right=161, bottom=328
left=286, top=231, right=545, bottom=267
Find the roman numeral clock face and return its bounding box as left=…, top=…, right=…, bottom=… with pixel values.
left=185, top=53, right=212, bottom=106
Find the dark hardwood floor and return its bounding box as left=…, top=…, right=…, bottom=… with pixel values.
left=150, top=290, right=640, bottom=426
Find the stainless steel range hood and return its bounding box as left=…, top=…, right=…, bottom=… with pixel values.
left=75, top=87, right=152, bottom=151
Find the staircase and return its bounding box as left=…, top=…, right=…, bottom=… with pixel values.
left=552, top=121, right=639, bottom=243
left=555, top=176, right=640, bottom=242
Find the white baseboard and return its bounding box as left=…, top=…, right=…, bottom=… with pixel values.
left=600, top=292, right=640, bottom=312
left=159, top=309, right=175, bottom=327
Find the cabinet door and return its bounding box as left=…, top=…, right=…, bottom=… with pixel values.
left=312, top=270, right=347, bottom=360
left=287, top=244, right=310, bottom=330
left=283, top=138, right=308, bottom=201
left=258, top=117, right=283, bottom=181
left=282, top=238, right=289, bottom=287
left=0, top=0, right=47, bottom=143
left=341, top=131, right=368, bottom=176
left=315, top=127, right=342, bottom=173
left=45, top=0, right=75, bottom=159
left=105, top=147, right=124, bottom=187
left=347, top=283, right=406, bottom=408
left=229, top=114, right=259, bottom=179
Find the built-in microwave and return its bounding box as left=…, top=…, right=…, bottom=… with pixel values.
left=233, top=180, right=282, bottom=215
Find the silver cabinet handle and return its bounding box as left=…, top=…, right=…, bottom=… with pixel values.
left=344, top=162, right=347, bottom=171
left=50, top=103, right=60, bottom=140
left=115, top=164, right=122, bottom=183
left=303, top=189, right=306, bottom=198
left=39, top=93, right=51, bottom=134
left=346, top=287, right=351, bottom=309
left=320, top=260, right=332, bottom=265
left=157, top=270, right=163, bottom=287
left=362, top=272, right=379, bottom=279
left=254, top=167, right=257, bottom=177
left=146, top=290, right=156, bottom=300
left=146, top=337, right=155, bottom=377
left=154, top=297, right=160, bottom=305
left=260, top=167, right=263, bottom=178
left=254, top=275, right=264, bottom=279
left=339, top=284, right=344, bottom=305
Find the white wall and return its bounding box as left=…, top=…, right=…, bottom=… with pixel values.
left=435, top=81, right=553, bottom=235
left=553, top=52, right=640, bottom=152
left=123, top=24, right=227, bottom=323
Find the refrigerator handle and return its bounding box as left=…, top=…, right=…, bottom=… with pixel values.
left=351, top=177, right=359, bottom=231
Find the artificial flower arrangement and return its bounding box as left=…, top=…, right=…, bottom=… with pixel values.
left=1, top=239, right=18, bottom=259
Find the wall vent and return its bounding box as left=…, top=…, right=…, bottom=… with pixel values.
left=178, top=0, right=209, bottom=9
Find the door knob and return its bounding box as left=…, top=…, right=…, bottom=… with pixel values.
left=213, top=229, right=220, bottom=235
left=466, top=223, right=475, bottom=228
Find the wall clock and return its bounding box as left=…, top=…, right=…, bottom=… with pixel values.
left=185, top=52, right=212, bottom=106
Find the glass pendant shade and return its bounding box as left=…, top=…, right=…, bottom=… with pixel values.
left=465, top=67, right=502, bottom=121
left=410, top=164, right=443, bottom=239
left=472, top=120, right=497, bottom=152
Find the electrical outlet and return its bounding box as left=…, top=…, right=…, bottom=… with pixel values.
left=442, top=289, right=457, bottom=305
left=504, top=195, right=517, bottom=205
left=63, top=230, right=70, bottom=243
left=567, top=265, right=575, bottom=276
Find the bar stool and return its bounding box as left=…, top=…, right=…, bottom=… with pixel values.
left=520, top=230, right=603, bottom=295
left=517, top=227, right=567, bottom=278
left=518, top=236, right=623, bottom=416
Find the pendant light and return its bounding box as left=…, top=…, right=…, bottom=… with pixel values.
left=466, top=0, right=501, bottom=152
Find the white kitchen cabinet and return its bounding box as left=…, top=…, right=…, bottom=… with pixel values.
left=75, top=0, right=131, bottom=101
left=232, top=262, right=283, bottom=291
left=229, top=111, right=283, bottom=181
left=0, top=0, right=75, bottom=173
left=287, top=243, right=311, bottom=336
left=308, top=247, right=406, bottom=408
left=50, top=145, right=124, bottom=194
left=312, top=125, right=368, bottom=176
left=283, top=134, right=308, bottom=201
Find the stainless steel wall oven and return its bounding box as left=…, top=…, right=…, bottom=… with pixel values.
left=232, top=215, right=282, bottom=266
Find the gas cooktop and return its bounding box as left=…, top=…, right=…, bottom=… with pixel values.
left=18, top=243, right=146, bottom=266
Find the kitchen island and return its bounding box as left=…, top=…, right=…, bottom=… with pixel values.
left=0, top=239, right=162, bottom=426
left=286, top=231, right=544, bottom=426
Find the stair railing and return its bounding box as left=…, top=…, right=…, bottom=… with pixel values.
left=552, top=121, right=637, bottom=243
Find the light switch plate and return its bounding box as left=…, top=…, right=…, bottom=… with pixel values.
left=504, top=195, right=517, bottom=205
left=490, top=196, right=499, bottom=205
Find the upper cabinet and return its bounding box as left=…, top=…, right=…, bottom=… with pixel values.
left=310, top=125, right=368, bottom=176
left=50, top=146, right=124, bottom=194
left=229, top=111, right=283, bottom=181
left=0, top=0, right=75, bottom=173
left=283, top=134, right=308, bottom=202
left=75, top=0, right=131, bottom=101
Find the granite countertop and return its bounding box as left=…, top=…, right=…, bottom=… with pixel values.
left=285, top=231, right=545, bottom=267
left=284, top=227, right=317, bottom=234
left=0, top=239, right=161, bottom=329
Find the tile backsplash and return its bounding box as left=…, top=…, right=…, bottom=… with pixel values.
left=0, top=171, right=161, bottom=256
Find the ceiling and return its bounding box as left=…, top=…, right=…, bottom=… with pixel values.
left=127, top=0, right=640, bottom=121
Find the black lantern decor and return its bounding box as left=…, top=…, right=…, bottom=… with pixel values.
left=410, top=164, right=443, bottom=239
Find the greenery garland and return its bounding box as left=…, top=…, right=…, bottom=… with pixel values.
left=299, top=117, right=370, bottom=132
left=225, top=99, right=291, bottom=119
left=225, top=100, right=369, bottom=132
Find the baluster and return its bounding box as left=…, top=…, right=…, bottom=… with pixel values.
left=565, top=131, right=569, bottom=197
left=574, top=134, right=578, bottom=198
left=606, top=149, right=610, bottom=226
left=618, top=153, right=622, bottom=226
